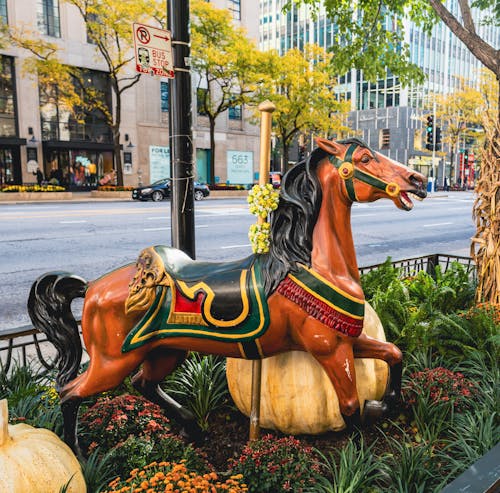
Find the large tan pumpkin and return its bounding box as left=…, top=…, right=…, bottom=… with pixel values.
left=0, top=399, right=86, bottom=493
left=226, top=302, right=388, bottom=434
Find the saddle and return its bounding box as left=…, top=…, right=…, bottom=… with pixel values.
left=122, top=246, right=270, bottom=358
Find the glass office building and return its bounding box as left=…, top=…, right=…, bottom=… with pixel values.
left=259, top=0, right=499, bottom=182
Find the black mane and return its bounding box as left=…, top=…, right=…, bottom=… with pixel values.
left=260, top=147, right=329, bottom=295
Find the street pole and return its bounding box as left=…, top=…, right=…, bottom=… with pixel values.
left=167, top=0, right=195, bottom=259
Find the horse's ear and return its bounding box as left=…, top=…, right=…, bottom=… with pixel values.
left=316, top=137, right=343, bottom=157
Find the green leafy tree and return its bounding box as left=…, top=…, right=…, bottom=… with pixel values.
left=290, top=0, right=499, bottom=304
left=191, top=0, right=263, bottom=183
left=6, top=0, right=163, bottom=186
left=254, top=44, right=349, bottom=173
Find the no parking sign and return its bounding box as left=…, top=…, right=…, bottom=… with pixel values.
left=133, top=22, right=174, bottom=78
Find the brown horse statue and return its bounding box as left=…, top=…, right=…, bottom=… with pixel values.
left=28, top=137, right=427, bottom=456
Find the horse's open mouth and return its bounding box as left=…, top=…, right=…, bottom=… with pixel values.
left=399, top=190, right=426, bottom=211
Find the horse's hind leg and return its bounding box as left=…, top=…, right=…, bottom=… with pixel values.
left=132, top=347, right=202, bottom=441
left=352, top=334, right=403, bottom=422
left=59, top=351, right=145, bottom=457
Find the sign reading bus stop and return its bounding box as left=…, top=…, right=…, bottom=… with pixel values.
left=133, top=23, right=174, bottom=78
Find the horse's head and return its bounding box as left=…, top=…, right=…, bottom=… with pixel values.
left=316, top=137, right=427, bottom=210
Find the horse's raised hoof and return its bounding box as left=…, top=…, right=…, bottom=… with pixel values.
left=362, top=400, right=388, bottom=426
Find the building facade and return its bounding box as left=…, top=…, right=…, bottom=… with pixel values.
left=0, top=0, right=260, bottom=188
left=259, top=0, right=499, bottom=186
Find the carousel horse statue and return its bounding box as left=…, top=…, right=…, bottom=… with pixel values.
left=28, top=137, right=427, bottom=456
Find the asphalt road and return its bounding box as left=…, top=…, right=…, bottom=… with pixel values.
left=0, top=192, right=475, bottom=333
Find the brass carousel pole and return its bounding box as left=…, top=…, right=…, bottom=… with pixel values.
left=249, top=100, right=276, bottom=441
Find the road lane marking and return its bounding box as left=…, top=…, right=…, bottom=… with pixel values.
left=423, top=222, right=453, bottom=227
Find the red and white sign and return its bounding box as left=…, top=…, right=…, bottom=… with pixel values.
left=133, top=23, right=174, bottom=78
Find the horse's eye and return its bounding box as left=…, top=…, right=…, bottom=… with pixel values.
left=360, top=155, right=370, bottom=164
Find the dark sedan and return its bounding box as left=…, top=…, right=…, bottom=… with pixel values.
left=132, top=179, right=210, bottom=202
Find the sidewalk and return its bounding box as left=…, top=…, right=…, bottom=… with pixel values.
left=0, top=189, right=474, bottom=204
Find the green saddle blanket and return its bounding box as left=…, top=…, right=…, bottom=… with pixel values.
left=122, top=246, right=270, bottom=357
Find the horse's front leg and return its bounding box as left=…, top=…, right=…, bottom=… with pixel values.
left=352, top=333, right=403, bottom=422
left=293, top=318, right=361, bottom=429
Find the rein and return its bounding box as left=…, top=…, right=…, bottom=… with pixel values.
left=328, top=144, right=400, bottom=202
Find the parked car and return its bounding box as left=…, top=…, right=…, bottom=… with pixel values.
left=132, top=179, right=210, bottom=201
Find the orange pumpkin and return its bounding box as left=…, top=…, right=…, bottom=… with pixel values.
left=226, top=302, right=388, bottom=434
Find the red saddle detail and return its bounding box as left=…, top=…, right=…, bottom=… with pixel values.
left=173, top=287, right=203, bottom=314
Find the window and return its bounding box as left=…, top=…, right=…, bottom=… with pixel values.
left=37, top=0, right=61, bottom=37
left=161, top=82, right=169, bottom=112
left=0, top=0, right=8, bottom=24
left=228, top=0, right=241, bottom=20
left=228, top=104, right=242, bottom=120
left=197, top=88, right=208, bottom=116
left=39, top=68, right=112, bottom=142
left=380, top=129, right=390, bottom=149
left=0, top=56, right=16, bottom=137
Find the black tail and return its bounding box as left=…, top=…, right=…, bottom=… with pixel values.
left=27, top=272, right=87, bottom=390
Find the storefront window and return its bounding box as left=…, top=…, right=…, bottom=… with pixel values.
left=0, top=56, right=16, bottom=138
left=0, top=148, right=14, bottom=185
left=44, top=149, right=114, bottom=189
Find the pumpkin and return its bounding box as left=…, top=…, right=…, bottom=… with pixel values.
left=226, top=302, right=389, bottom=434
left=0, top=399, right=86, bottom=493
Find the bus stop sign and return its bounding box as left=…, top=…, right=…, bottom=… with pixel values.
left=133, top=23, right=174, bottom=78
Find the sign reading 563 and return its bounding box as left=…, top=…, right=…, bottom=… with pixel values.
left=133, top=23, right=174, bottom=78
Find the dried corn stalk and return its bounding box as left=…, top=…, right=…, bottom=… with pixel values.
left=471, top=119, right=500, bottom=304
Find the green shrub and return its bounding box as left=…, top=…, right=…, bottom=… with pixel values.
left=106, top=434, right=211, bottom=480
left=161, top=353, right=229, bottom=431
left=310, top=436, right=383, bottom=493
left=228, top=434, right=321, bottom=493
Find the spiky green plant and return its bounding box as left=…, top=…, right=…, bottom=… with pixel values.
left=379, top=432, right=444, bottom=493
left=80, top=448, right=116, bottom=493
left=309, top=436, right=383, bottom=493
left=161, top=353, right=229, bottom=431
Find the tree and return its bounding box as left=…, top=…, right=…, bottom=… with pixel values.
left=433, top=84, right=484, bottom=185
left=190, top=0, right=263, bottom=183
left=290, top=0, right=499, bottom=304
left=6, top=0, right=163, bottom=186
left=254, top=44, right=350, bottom=174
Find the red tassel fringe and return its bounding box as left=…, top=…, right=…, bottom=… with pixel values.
left=277, top=277, right=363, bottom=337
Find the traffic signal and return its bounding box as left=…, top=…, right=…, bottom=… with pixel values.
left=464, top=149, right=469, bottom=165
left=435, top=127, right=441, bottom=150
left=425, top=115, right=434, bottom=150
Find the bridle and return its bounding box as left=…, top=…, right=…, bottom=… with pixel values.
left=328, top=144, right=401, bottom=202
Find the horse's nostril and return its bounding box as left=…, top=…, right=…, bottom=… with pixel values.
left=410, top=175, right=423, bottom=189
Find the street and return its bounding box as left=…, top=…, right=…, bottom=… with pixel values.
left=0, top=192, right=475, bottom=332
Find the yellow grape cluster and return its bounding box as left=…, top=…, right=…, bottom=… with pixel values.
left=247, top=184, right=279, bottom=219
left=248, top=223, right=271, bottom=254
left=247, top=184, right=279, bottom=254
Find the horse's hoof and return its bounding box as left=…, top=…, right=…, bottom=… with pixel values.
left=362, top=400, right=388, bottom=425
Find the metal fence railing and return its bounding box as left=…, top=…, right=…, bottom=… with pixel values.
left=1, top=254, right=476, bottom=374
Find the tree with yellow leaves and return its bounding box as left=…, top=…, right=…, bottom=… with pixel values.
left=433, top=84, right=484, bottom=186
left=253, top=44, right=349, bottom=173
left=6, top=0, right=163, bottom=186
left=190, top=0, right=263, bottom=183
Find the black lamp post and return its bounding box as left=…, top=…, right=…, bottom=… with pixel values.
left=167, top=0, right=195, bottom=259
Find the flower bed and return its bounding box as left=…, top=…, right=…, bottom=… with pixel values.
left=1, top=259, right=498, bottom=492
left=1, top=184, right=66, bottom=192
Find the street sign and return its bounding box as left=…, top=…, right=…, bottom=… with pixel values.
left=133, top=23, right=174, bottom=78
